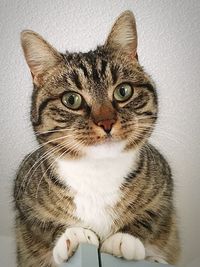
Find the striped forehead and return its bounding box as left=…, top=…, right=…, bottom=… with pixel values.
left=62, top=51, right=119, bottom=92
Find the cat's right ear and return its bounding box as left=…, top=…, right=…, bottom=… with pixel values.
left=21, top=30, right=63, bottom=86
left=105, top=11, right=138, bottom=60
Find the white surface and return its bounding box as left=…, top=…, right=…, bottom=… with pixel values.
left=0, top=1, right=200, bottom=266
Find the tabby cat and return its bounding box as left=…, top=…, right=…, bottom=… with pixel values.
left=14, top=11, right=180, bottom=267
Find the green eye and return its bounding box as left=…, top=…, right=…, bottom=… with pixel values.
left=62, top=92, right=82, bottom=110
left=114, top=83, right=133, bottom=102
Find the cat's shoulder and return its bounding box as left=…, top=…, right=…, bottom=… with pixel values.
left=143, top=143, right=172, bottom=177
left=14, top=149, right=43, bottom=187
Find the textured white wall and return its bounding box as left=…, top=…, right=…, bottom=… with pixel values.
left=0, top=0, right=200, bottom=266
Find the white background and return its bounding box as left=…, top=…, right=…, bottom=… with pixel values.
left=0, top=1, right=200, bottom=266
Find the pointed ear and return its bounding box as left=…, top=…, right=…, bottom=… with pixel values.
left=105, top=11, right=137, bottom=58
left=21, top=30, right=63, bottom=85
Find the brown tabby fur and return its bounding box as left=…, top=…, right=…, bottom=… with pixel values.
left=14, top=11, right=180, bottom=266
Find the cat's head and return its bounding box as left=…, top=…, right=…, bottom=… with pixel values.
left=21, top=11, right=157, bottom=158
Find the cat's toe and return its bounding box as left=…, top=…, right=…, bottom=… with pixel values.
left=70, top=227, right=99, bottom=246
left=53, top=227, right=99, bottom=264
left=53, top=233, right=72, bottom=264
left=101, top=232, right=145, bottom=260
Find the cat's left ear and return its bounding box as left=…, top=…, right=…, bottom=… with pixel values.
left=105, top=11, right=138, bottom=59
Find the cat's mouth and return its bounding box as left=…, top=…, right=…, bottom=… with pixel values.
left=95, top=133, right=123, bottom=146
left=104, top=133, right=113, bottom=141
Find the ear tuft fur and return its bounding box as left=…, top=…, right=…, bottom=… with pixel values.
left=21, top=30, right=62, bottom=85
left=105, top=11, right=137, bottom=58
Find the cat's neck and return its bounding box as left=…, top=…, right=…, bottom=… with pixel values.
left=56, top=141, right=140, bottom=195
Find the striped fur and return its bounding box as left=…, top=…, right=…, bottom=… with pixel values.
left=14, top=11, right=180, bottom=266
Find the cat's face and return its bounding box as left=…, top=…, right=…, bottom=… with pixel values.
left=21, top=11, right=157, bottom=158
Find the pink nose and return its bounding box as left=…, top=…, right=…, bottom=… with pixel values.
left=97, top=119, right=116, bottom=134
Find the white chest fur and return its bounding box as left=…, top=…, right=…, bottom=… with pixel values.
left=56, top=142, right=138, bottom=239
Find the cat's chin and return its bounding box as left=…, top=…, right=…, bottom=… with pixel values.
left=84, top=140, right=127, bottom=159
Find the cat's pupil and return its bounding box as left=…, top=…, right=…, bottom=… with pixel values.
left=119, top=87, right=126, bottom=97
left=68, top=95, right=75, bottom=105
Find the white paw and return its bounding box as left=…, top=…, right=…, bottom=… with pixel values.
left=146, top=256, right=168, bottom=264
left=53, top=227, right=99, bottom=265
left=101, top=233, right=145, bottom=260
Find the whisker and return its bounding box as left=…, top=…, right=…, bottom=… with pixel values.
left=35, top=138, right=86, bottom=198
left=35, top=142, right=71, bottom=199
left=16, top=133, right=83, bottom=198
left=16, top=141, right=66, bottom=199
left=17, top=133, right=82, bottom=173
left=35, top=128, right=73, bottom=136
left=25, top=134, right=86, bottom=197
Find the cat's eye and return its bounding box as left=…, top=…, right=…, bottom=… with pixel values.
left=113, top=83, right=133, bottom=102
left=62, top=92, right=82, bottom=110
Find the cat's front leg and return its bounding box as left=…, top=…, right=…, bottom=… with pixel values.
left=100, top=232, right=145, bottom=260
left=53, top=227, right=99, bottom=265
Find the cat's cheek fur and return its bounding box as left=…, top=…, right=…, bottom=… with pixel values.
left=101, top=233, right=145, bottom=260
left=53, top=227, right=99, bottom=265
